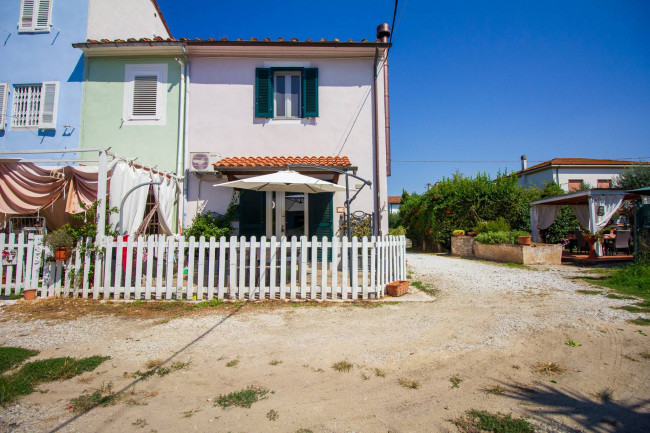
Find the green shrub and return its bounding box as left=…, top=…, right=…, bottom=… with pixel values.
left=186, top=211, right=231, bottom=239
left=476, top=230, right=530, bottom=245
left=388, top=212, right=401, bottom=229
left=388, top=226, right=406, bottom=236
left=474, top=217, right=510, bottom=234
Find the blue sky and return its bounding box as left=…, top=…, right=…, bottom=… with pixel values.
left=157, top=0, right=650, bottom=195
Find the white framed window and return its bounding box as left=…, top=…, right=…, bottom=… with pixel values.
left=274, top=71, right=302, bottom=118
left=0, top=83, right=8, bottom=131
left=11, top=81, right=59, bottom=130
left=123, top=64, right=167, bottom=125
left=19, top=0, right=53, bottom=33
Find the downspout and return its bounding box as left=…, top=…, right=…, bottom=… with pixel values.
left=372, top=46, right=381, bottom=236
left=176, top=45, right=190, bottom=233
left=183, top=46, right=190, bottom=230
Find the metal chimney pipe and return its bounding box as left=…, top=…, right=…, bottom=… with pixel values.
left=521, top=155, right=527, bottom=171
left=377, top=23, right=390, bottom=43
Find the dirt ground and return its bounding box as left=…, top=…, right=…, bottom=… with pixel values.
left=1, top=252, right=649, bottom=433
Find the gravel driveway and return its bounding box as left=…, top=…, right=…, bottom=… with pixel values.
left=1, top=253, right=648, bottom=433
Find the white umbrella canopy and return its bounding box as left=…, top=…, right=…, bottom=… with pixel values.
left=214, top=170, right=349, bottom=193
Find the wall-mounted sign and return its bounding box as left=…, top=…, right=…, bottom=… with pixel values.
left=336, top=206, right=345, bottom=214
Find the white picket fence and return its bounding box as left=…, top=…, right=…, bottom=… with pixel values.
left=0, top=233, right=407, bottom=301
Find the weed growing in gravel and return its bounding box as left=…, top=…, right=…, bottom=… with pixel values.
left=449, top=375, right=462, bottom=388
left=296, top=430, right=313, bottom=433
left=533, top=361, right=567, bottom=375
left=0, top=347, right=39, bottom=373
left=374, top=368, right=386, bottom=378
left=214, top=386, right=271, bottom=408
left=640, top=352, right=650, bottom=359
left=269, top=359, right=282, bottom=366
left=1, top=355, right=109, bottom=404
left=605, top=293, right=637, bottom=300
left=484, top=385, right=506, bottom=395
left=226, top=360, right=239, bottom=368
left=145, top=359, right=164, bottom=369
left=70, top=381, right=118, bottom=413
left=361, top=372, right=370, bottom=380
left=637, top=330, right=648, bottom=336
left=614, top=301, right=650, bottom=313
left=410, top=280, right=438, bottom=296
left=267, top=409, right=279, bottom=421
left=628, top=317, right=650, bottom=326
left=576, top=289, right=603, bottom=295
left=398, top=378, right=420, bottom=389
left=623, top=355, right=638, bottom=362
left=182, top=408, right=201, bottom=418
left=131, top=360, right=189, bottom=380
left=511, top=365, right=521, bottom=370
left=594, top=388, right=614, bottom=402
left=132, top=419, right=148, bottom=428
left=454, top=409, right=534, bottom=433
left=332, top=361, right=353, bottom=372
left=565, top=340, right=582, bottom=347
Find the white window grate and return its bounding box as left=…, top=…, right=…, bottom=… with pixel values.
left=12, top=85, right=42, bottom=128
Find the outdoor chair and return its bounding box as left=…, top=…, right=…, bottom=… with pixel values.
left=614, top=230, right=631, bottom=255
left=575, top=231, right=589, bottom=254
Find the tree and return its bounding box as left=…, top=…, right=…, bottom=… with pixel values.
left=613, top=165, right=650, bottom=190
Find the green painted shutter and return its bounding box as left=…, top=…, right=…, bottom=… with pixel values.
left=302, top=68, right=318, bottom=117
left=239, top=190, right=266, bottom=237
left=255, top=68, right=273, bottom=118
left=308, top=192, right=333, bottom=261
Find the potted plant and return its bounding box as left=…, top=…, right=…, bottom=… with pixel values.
left=23, top=288, right=37, bottom=300
left=44, top=227, right=75, bottom=261
left=452, top=230, right=465, bottom=237
left=518, top=233, right=532, bottom=246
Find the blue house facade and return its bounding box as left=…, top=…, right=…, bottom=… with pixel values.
left=0, top=0, right=88, bottom=158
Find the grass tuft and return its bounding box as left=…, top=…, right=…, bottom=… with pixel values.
left=628, top=317, right=650, bottom=326
left=449, top=375, right=462, bottom=388
left=1, top=355, right=109, bottom=404
left=533, top=361, right=567, bottom=375
left=70, top=381, right=118, bottom=413
left=374, top=368, right=386, bottom=378
left=640, top=352, right=650, bottom=359
left=454, top=409, right=534, bottom=433
left=594, top=388, right=614, bottom=402
left=576, top=289, right=603, bottom=295
left=267, top=409, right=279, bottom=421
left=331, top=360, right=353, bottom=373
left=145, top=359, right=163, bottom=369
left=269, top=359, right=282, bottom=366
left=484, top=385, right=506, bottom=395
left=398, top=378, right=420, bottom=389
left=225, top=360, right=239, bottom=368
left=0, top=347, right=40, bottom=374
left=583, top=263, right=650, bottom=301
left=214, top=386, right=271, bottom=409
left=565, top=340, right=582, bottom=347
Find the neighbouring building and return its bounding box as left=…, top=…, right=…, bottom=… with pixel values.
left=516, top=156, right=648, bottom=192
left=388, top=196, right=401, bottom=214
left=0, top=0, right=171, bottom=159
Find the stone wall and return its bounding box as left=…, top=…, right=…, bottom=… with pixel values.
left=451, top=236, right=476, bottom=257
left=473, top=242, right=562, bottom=265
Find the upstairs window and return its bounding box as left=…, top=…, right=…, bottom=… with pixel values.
left=597, top=179, right=612, bottom=189
left=255, top=67, right=318, bottom=119
left=123, top=64, right=167, bottom=125
left=568, top=179, right=583, bottom=192
left=19, top=0, right=53, bottom=33
left=11, top=82, right=59, bottom=129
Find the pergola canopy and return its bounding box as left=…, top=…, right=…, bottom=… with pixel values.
left=529, top=189, right=640, bottom=254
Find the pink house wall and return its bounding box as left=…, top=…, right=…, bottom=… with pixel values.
left=185, top=55, right=389, bottom=234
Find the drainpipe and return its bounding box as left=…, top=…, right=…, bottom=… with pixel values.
left=176, top=45, right=190, bottom=233
left=372, top=47, right=381, bottom=237
left=378, top=23, right=392, bottom=178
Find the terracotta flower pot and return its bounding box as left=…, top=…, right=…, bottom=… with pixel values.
left=519, top=236, right=532, bottom=246
left=386, top=280, right=409, bottom=297
left=467, top=231, right=477, bottom=237
left=54, top=247, right=71, bottom=261
left=23, top=289, right=37, bottom=300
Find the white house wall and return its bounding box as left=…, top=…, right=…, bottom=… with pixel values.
left=518, top=167, right=626, bottom=191
left=186, top=56, right=389, bottom=234
left=87, top=0, right=170, bottom=40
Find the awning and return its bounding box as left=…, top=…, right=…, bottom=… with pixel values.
left=215, top=170, right=348, bottom=193
left=212, top=155, right=355, bottom=182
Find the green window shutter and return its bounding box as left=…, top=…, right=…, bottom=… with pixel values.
left=308, top=192, right=333, bottom=261
left=255, top=68, right=273, bottom=118
left=239, top=190, right=266, bottom=237
left=302, top=68, right=318, bottom=117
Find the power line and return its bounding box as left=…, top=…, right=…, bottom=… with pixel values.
left=389, top=0, right=398, bottom=44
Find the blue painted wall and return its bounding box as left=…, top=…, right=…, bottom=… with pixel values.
left=0, top=0, right=87, bottom=159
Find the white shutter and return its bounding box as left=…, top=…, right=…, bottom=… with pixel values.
left=0, top=83, right=7, bottom=131
left=132, top=75, right=158, bottom=118
left=19, top=0, right=36, bottom=32
left=34, top=0, right=53, bottom=32
left=38, top=81, right=59, bottom=129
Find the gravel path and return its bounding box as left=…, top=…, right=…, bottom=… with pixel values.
left=0, top=253, right=648, bottom=433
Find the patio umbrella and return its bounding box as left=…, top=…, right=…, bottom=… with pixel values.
left=214, top=170, right=349, bottom=193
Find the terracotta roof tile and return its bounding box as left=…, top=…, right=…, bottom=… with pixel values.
left=214, top=156, right=352, bottom=168
left=519, top=158, right=649, bottom=174
left=388, top=196, right=402, bottom=204
left=75, top=37, right=386, bottom=47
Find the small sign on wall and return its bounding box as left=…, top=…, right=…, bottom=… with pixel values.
left=336, top=206, right=345, bottom=214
